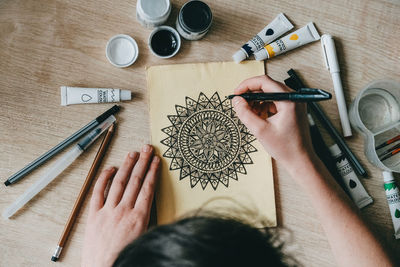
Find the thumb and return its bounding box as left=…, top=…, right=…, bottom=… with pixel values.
left=232, top=96, right=269, bottom=138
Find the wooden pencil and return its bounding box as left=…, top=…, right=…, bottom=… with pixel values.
left=51, top=123, right=116, bottom=262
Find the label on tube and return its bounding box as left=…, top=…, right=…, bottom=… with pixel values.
left=383, top=171, right=400, bottom=239
left=254, top=22, right=320, bottom=61
left=232, top=13, right=293, bottom=63
left=329, top=144, right=373, bottom=209
left=61, top=86, right=131, bottom=106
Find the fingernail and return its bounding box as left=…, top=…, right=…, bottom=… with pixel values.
left=106, top=166, right=115, bottom=171
left=152, top=156, right=160, bottom=163
left=129, top=151, right=138, bottom=159
left=233, top=96, right=242, bottom=106
left=142, top=144, right=152, bottom=152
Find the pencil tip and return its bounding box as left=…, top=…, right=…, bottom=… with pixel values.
left=4, top=180, right=10, bottom=186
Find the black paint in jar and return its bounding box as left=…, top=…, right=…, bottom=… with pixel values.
left=149, top=26, right=181, bottom=58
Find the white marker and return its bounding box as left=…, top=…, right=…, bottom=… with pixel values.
left=321, top=34, right=352, bottom=137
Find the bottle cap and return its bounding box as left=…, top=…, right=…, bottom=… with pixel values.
left=232, top=50, right=247, bottom=63
left=383, top=171, right=394, bottom=182
left=121, top=90, right=132, bottom=101
left=254, top=48, right=268, bottom=61
left=106, top=34, right=139, bottom=68
left=136, top=0, right=171, bottom=28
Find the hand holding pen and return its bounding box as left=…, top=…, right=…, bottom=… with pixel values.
left=227, top=88, right=331, bottom=102
left=231, top=75, right=314, bottom=173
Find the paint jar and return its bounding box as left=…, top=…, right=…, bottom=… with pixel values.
left=349, top=79, right=400, bottom=172
left=136, top=0, right=171, bottom=28
left=176, top=0, right=213, bottom=40
left=148, top=26, right=181, bottom=58
left=106, top=34, right=139, bottom=68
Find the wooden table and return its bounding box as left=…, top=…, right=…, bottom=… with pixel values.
left=1, top=0, right=399, bottom=266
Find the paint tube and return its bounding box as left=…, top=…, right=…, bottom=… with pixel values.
left=383, top=171, right=400, bottom=239
left=232, top=13, right=293, bottom=63
left=254, top=22, right=320, bottom=61
left=329, top=144, right=373, bottom=208
left=60, top=86, right=131, bottom=106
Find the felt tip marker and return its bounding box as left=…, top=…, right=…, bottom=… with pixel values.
left=2, top=116, right=116, bottom=219
left=284, top=69, right=367, bottom=177
left=227, top=88, right=331, bottom=102
left=3, top=105, right=121, bottom=186
left=321, top=34, right=352, bottom=137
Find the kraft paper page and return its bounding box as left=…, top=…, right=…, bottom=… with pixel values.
left=147, top=61, right=276, bottom=226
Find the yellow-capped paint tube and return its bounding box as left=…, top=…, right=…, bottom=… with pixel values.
left=254, top=22, right=320, bottom=60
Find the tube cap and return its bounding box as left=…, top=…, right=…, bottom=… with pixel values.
left=232, top=50, right=247, bottom=63
left=121, top=90, right=132, bottom=101
left=60, top=86, right=68, bottom=106
left=383, top=171, right=394, bottom=182
left=329, top=144, right=341, bottom=157
left=254, top=49, right=268, bottom=61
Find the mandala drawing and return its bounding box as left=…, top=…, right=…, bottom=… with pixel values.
left=160, top=92, right=257, bottom=190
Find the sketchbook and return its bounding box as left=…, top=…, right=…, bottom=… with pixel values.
left=147, top=61, right=276, bottom=226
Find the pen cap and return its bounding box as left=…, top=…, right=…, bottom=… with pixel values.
left=321, top=34, right=340, bottom=73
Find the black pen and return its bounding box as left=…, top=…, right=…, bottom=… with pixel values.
left=285, top=69, right=367, bottom=177
left=4, top=105, right=121, bottom=186
left=227, top=88, right=331, bottom=102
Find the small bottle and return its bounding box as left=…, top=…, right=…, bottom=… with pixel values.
left=176, top=0, right=213, bottom=40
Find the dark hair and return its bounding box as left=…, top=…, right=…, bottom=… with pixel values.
left=113, top=215, right=295, bottom=267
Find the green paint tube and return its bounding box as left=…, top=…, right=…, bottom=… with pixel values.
left=383, top=171, right=400, bottom=239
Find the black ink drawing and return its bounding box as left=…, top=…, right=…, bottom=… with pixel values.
left=160, top=92, right=257, bottom=190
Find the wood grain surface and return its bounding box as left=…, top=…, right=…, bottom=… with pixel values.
left=0, top=0, right=399, bottom=266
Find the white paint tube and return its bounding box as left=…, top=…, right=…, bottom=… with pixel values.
left=232, top=13, right=293, bottom=63
left=254, top=22, right=320, bottom=61
left=60, top=86, right=131, bottom=106
left=383, top=171, right=400, bottom=239
left=329, top=144, right=373, bottom=209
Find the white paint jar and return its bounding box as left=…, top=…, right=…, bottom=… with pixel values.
left=176, top=0, right=212, bottom=40
left=136, top=0, right=171, bottom=28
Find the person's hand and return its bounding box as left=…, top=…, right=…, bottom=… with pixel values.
left=81, top=144, right=160, bottom=267
left=232, top=75, right=316, bottom=171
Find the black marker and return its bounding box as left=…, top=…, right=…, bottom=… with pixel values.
left=227, top=88, right=331, bottom=102
left=284, top=69, right=367, bottom=177
left=4, top=105, right=121, bottom=186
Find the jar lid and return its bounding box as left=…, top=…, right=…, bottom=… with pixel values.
left=137, top=0, right=171, bottom=21
left=106, top=34, right=139, bottom=68
left=179, top=0, right=212, bottom=33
